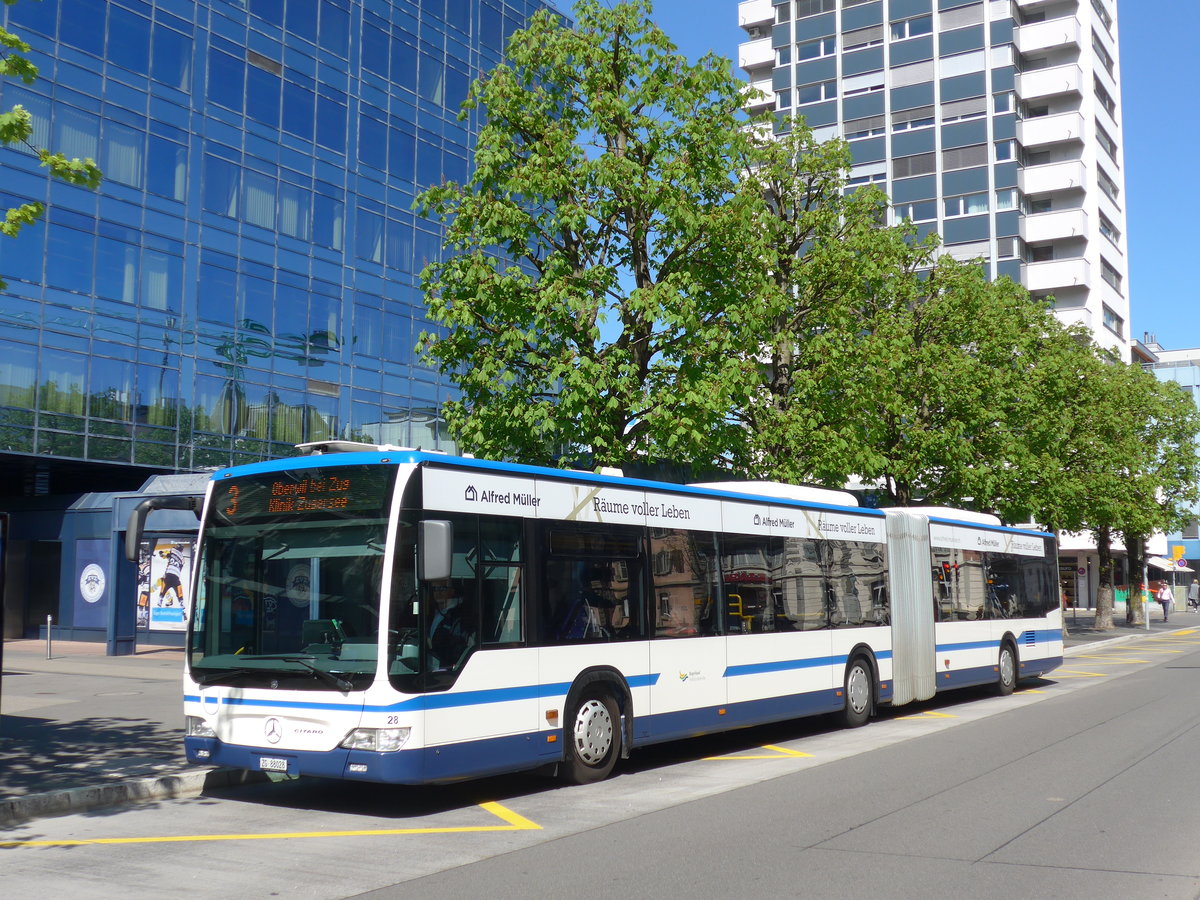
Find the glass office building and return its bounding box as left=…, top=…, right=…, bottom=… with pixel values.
left=0, top=0, right=558, bottom=638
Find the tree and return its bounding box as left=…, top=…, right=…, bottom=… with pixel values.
left=726, top=119, right=927, bottom=485
left=1021, top=349, right=1200, bottom=629
left=417, top=0, right=767, bottom=468
left=0, top=0, right=102, bottom=286
left=735, top=168, right=1093, bottom=514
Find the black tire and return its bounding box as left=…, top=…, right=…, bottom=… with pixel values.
left=560, top=688, right=621, bottom=784
left=997, top=642, right=1017, bottom=696
left=841, top=657, right=873, bottom=728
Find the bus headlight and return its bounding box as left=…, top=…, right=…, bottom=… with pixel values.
left=340, top=727, right=411, bottom=753
left=186, top=716, right=217, bottom=738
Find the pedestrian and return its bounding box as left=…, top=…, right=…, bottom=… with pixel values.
left=1188, top=578, right=1199, bottom=612
left=1157, top=581, right=1173, bottom=623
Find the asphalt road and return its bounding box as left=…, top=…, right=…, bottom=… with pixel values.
left=4, top=629, right=1200, bottom=899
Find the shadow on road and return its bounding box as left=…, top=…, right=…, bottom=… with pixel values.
left=0, top=714, right=183, bottom=795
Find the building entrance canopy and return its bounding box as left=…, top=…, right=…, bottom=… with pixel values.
left=1148, top=556, right=1194, bottom=572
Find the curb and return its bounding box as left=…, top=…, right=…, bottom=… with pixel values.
left=0, top=767, right=269, bottom=829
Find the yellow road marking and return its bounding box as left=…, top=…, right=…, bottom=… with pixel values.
left=1117, top=646, right=1183, bottom=653
left=1073, top=655, right=1150, bottom=664
left=0, top=801, right=541, bottom=849
left=705, top=743, right=813, bottom=760
left=1053, top=670, right=1108, bottom=678
left=1020, top=689, right=1047, bottom=693
left=897, top=710, right=958, bottom=721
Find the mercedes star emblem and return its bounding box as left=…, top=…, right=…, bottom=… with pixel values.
left=264, top=717, right=282, bottom=744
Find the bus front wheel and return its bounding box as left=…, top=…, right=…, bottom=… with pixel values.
left=841, top=657, right=873, bottom=728
left=561, top=688, right=621, bottom=784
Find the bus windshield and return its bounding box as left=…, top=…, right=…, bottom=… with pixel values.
left=190, top=464, right=397, bottom=691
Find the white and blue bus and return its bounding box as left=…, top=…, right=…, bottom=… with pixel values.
left=127, top=443, right=1062, bottom=785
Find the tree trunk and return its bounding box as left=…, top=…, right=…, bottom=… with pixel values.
left=1094, top=525, right=1114, bottom=630
left=1125, top=532, right=1144, bottom=626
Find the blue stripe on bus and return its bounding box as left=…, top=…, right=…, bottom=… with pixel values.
left=935, top=640, right=998, bottom=653
left=213, top=451, right=889, bottom=517
left=935, top=628, right=1063, bottom=656
left=186, top=672, right=664, bottom=716
left=1021, top=628, right=1064, bottom=644
left=185, top=694, right=362, bottom=713
left=639, top=690, right=845, bottom=745
left=211, top=451, right=399, bottom=478
left=724, top=650, right=892, bottom=679
left=925, top=515, right=1053, bottom=538
left=186, top=651, right=1063, bottom=787
left=187, top=653, right=886, bottom=716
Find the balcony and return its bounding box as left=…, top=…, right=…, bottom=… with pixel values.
left=738, top=0, right=773, bottom=29
left=744, top=78, right=774, bottom=111
left=739, top=37, right=774, bottom=71
left=1021, top=208, right=1089, bottom=244
left=1050, top=305, right=1094, bottom=333
left=1019, top=159, right=1087, bottom=195
left=1016, top=63, right=1083, bottom=101
left=1024, top=257, right=1091, bottom=292
left=1017, top=110, right=1085, bottom=148
left=1015, top=15, right=1082, bottom=54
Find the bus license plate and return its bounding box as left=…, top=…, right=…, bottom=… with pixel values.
left=259, top=756, right=289, bottom=772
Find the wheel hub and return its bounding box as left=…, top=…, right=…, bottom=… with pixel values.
left=1000, top=649, right=1015, bottom=685
left=573, top=699, right=613, bottom=765
left=847, top=665, right=870, bottom=714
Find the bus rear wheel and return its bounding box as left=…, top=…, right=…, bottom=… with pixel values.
left=997, top=642, right=1017, bottom=696
left=841, top=657, right=873, bottom=728
left=561, top=688, right=620, bottom=784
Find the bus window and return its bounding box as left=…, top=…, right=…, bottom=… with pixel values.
left=649, top=529, right=720, bottom=638
left=719, top=534, right=784, bottom=633
left=932, top=548, right=986, bottom=621
left=479, top=514, right=524, bottom=645
left=982, top=548, right=1054, bottom=618
left=777, top=537, right=827, bottom=631
left=542, top=523, right=644, bottom=643
left=826, top=539, right=889, bottom=628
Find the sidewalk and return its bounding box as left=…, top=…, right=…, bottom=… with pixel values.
left=1, top=607, right=1195, bottom=826
left=0, top=639, right=259, bottom=827
left=1061, top=602, right=1191, bottom=648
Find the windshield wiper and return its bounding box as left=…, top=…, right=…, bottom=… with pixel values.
left=192, top=667, right=256, bottom=686
left=237, top=655, right=355, bottom=691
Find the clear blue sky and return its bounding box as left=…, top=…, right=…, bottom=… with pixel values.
left=644, top=0, right=1200, bottom=352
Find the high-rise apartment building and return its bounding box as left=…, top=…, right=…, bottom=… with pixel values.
left=0, top=0, right=557, bottom=639
left=738, top=0, right=1129, bottom=359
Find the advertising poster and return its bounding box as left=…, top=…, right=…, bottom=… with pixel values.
left=137, top=538, right=193, bottom=632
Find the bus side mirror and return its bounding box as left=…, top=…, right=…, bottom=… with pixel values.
left=125, top=496, right=202, bottom=562
left=418, top=520, right=453, bottom=582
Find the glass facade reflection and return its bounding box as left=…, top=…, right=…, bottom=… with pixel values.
left=0, top=0, right=555, bottom=475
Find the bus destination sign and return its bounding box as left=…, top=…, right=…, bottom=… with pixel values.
left=266, top=475, right=353, bottom=513
left=213, top=466, right=392, bottom=522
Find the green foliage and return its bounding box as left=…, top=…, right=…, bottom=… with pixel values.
left=417, top=0, right=766, bottom=468
left=735, top=117, right=1200, bottom=538
left=417, top=0, right=1200, bottom=562
left=1, top=5, right=103, bottom=287
left=1033, top=350, right=1200, bottom=539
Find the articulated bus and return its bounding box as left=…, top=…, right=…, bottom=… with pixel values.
left=127, top=443, right=1062, bottom=785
